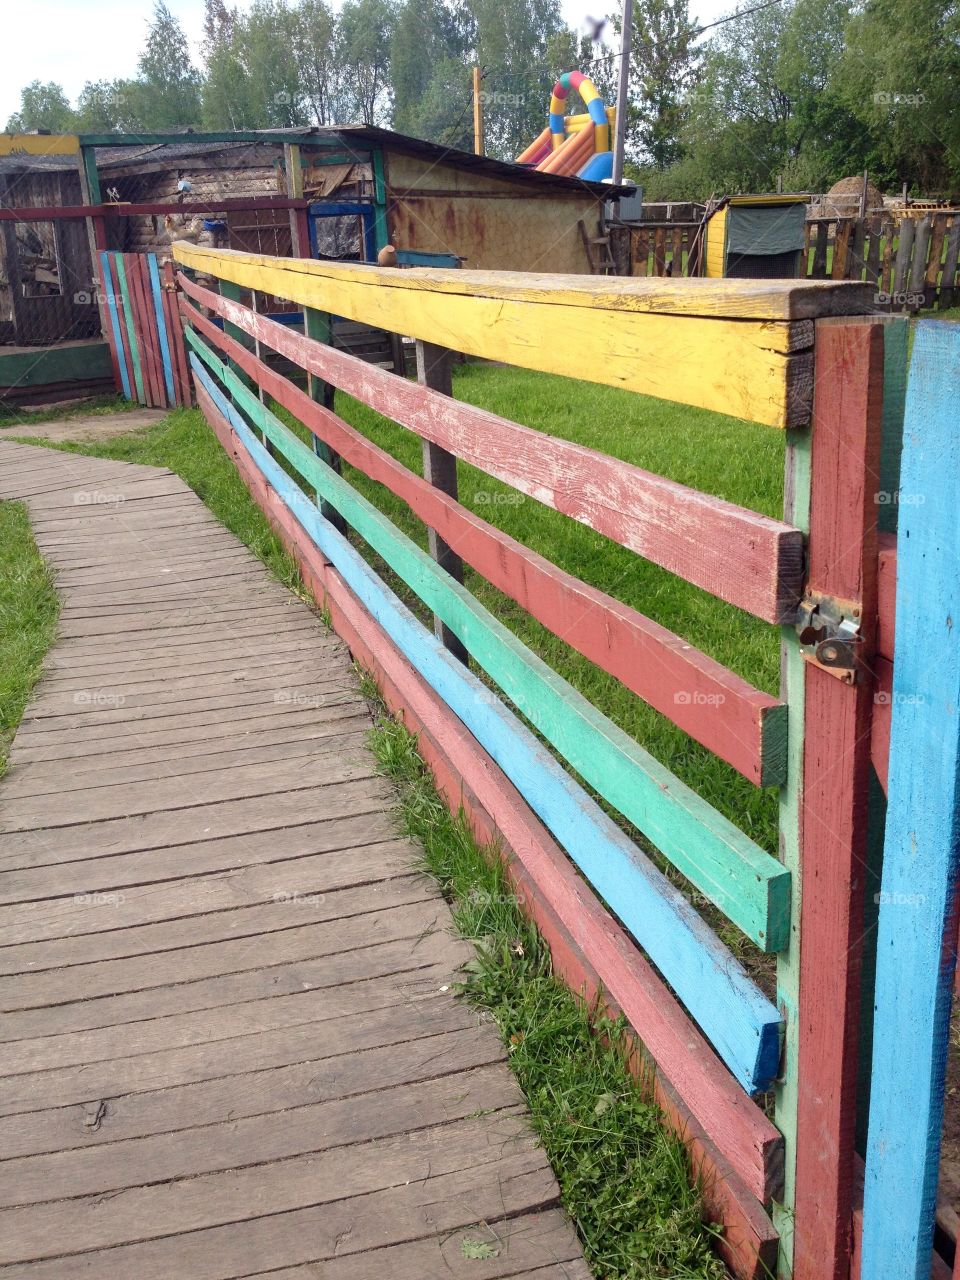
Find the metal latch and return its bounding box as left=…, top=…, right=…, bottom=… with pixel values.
left=796, top=590, right=863, bottom=683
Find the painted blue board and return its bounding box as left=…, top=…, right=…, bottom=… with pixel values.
left=861, top=320, right=960, bottom=1278
left=147, top=253, right=176, bottom=406
left=99, top=251, right=132, bottom=401
left=190, top=351, right=784, bottom=1094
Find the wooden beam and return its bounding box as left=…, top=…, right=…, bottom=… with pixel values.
left=791, top=319, right=884, bottom=1280
left=861, top=320, right=960, bottom=1278
left=180, top=292, right=787, bottom=786
left=0, top=197, right=311, bottom=222
left=174, top=242, right=875, bottom=428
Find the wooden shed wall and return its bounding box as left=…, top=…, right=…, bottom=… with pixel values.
left=383, top=150, right=600, bottom=273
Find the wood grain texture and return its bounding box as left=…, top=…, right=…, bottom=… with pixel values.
left=174, top=241, right=819, bottom=427
left=177, top=273, right=804, bottom=623
left=187, top=330, right=791, bottom=953
left=190, top=364, right=785, bottom=1093
left=195, top=378, right=787, bottom=1217
left=183, top=293, right=787, bottom=785
left=792, top=320, right=884, bottom=1280
left=861, top=321, right=960, bottom=1279
left=0, top=438, right=580, bottom=1279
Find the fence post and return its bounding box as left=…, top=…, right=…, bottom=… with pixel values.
left=790, top=318, right=885, bottom=1280
left=861, top=320, right=960, bottom=1278
left=304, top=305, right=346, bottom=535
left=416, top=338, right=469, bottom=664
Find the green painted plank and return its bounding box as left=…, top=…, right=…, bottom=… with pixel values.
left=773, top=425, right=811, bottom=1273
left=876, top=316, right=910, bottom=532
left=112, top=254, right=145, bottom=404
left=371, top=148, right=389, bottom=254
left=0, top=342, right=111, bottom=391
left=185, top=324, right=792, bottom=950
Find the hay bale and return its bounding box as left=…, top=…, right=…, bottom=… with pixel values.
left=820, top=176, right=885, bottom=218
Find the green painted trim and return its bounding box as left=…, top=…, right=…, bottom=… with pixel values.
left=0, top=341, right=111, bottom=391
left=217, top=281, right=256, bottom=396
left=113, top=255, right=145, bottom=404
left=78, top=132, right=345, bottom=148
left=80, top=145, right=102, bottom=202
left=371, top=148, right=389, bottom=253
left=186, top=324, right=792, bottom=951
left=877, top=316, right=910, bottom=534
left=774, top=425, right=811, bottom=1274
left=303, top=305, right=343, bottom=529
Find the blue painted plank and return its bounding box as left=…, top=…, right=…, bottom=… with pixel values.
left=99, top=252, right=132, bottom=401
left=861, top=319, right=960, bottom=1278
left=147, top=252, right=176, bottom=406
left=189, top=351, right=785, bottom=1094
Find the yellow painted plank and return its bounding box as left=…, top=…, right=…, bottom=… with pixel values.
left=175, top=243, right=823, bottom=427
left=705, top=207, right=727, bottom=279
left=174, top=242, right=871, bottom=322
left=0, top=133, right=80, bottom=156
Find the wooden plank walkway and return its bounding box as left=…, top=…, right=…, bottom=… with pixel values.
left=0, top=440, right=588, bottom=1280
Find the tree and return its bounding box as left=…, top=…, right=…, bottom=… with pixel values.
left=124, top=1, right=203, bottom=130
left=74, top=81, right=132, bottom=133
left=615, top=0, right=698, bottom=168
left=6, top=81, right=76, bottom=133
left=292, top=0, right=340, bottom=125
left=338, top=0, right=397, bottom=125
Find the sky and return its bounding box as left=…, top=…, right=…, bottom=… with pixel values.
left=2, top=0, right=732, bottom=126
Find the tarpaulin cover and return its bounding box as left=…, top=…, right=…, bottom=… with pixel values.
left=725, top=202, right=807, bottom=255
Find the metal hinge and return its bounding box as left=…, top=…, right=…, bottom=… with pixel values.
left=795, top=590, right=863, bottom=683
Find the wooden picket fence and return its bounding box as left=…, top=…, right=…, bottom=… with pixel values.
left=804, top=211, right=960, bottom=309
left=97, top=251, right=193, bottom=409
left=169, top=242, right=958, bottom=1280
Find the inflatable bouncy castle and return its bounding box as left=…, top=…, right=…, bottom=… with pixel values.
left=515, top=71, right=614, bottom=183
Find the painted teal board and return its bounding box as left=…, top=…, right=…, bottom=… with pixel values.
left=99, top=252, right=132, bottom=401
left=190, top=350, right=785, bottom=1094
left=861, top=320, right=960, bottom=1278
left=185, top=324, right=789, bottom=952
left=147, top=252, right=175, bottom=405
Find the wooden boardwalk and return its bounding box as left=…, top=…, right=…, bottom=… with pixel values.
left=0, top=441, right=588, bottom=1279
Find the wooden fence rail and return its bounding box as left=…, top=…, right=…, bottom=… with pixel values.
left=169, top=242, right=955, bottom=1280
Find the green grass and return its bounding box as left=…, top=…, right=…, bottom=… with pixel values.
left=0, top=502, right=59, bottom=776
left=366, top=698, right=727, bottom=1279
left=0, top=393, right=130, bottom=426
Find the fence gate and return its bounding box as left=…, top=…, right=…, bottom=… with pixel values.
left=97, top=251, right=192, bottom=409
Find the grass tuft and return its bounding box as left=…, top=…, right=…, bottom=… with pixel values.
left=0, top=502, right=59, bottom=777
left=367, top=704, right=727, bottom=1280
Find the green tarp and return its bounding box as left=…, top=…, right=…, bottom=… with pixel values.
left=726, top=202, right=807, bottom=255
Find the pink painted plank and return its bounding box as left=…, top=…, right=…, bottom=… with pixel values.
left=877, top=531, right=896, bottom=662
left=183, top=297, right=786, bottom=785
left=179, top=271, right=804, bottom=624
left=793, top=320, right=885, bottom=1280
left=194, top=378, right=786, bottom=1208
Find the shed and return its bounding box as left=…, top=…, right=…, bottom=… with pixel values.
left=704, top=194, right=810, bottom=279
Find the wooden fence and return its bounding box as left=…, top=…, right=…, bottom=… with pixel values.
left=97, top=251, right=193, bottom=409
left=169, top=242, right=957, bottom=1280
left=619, top=212, right=960, bottom=311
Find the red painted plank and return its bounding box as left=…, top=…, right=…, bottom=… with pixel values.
left=793, top=320, right=885, bottom=1280
left=182, top=297, right=786, bottom=785
left=179, top=271, right=804, bottom=625
left=163, top=261, right=193, bottom=407
left=138, top=253, right=169, bottom=408
left=194, top=379, right=786, bottom=1209
left=871, top=656, right=892, bottom=792
left=877, top=532, right=896, bottom=661
left=0, top=197, right=310, bottom=222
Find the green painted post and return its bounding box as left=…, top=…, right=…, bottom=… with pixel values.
left=371, top=148, right=389, bottom=254
left=773, top=425, right=811, bottom=1276
left=304, top=305, right=346, bottom=533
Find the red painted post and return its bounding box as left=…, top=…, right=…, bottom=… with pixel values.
left=792, top=319, right=884, bottom=1280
